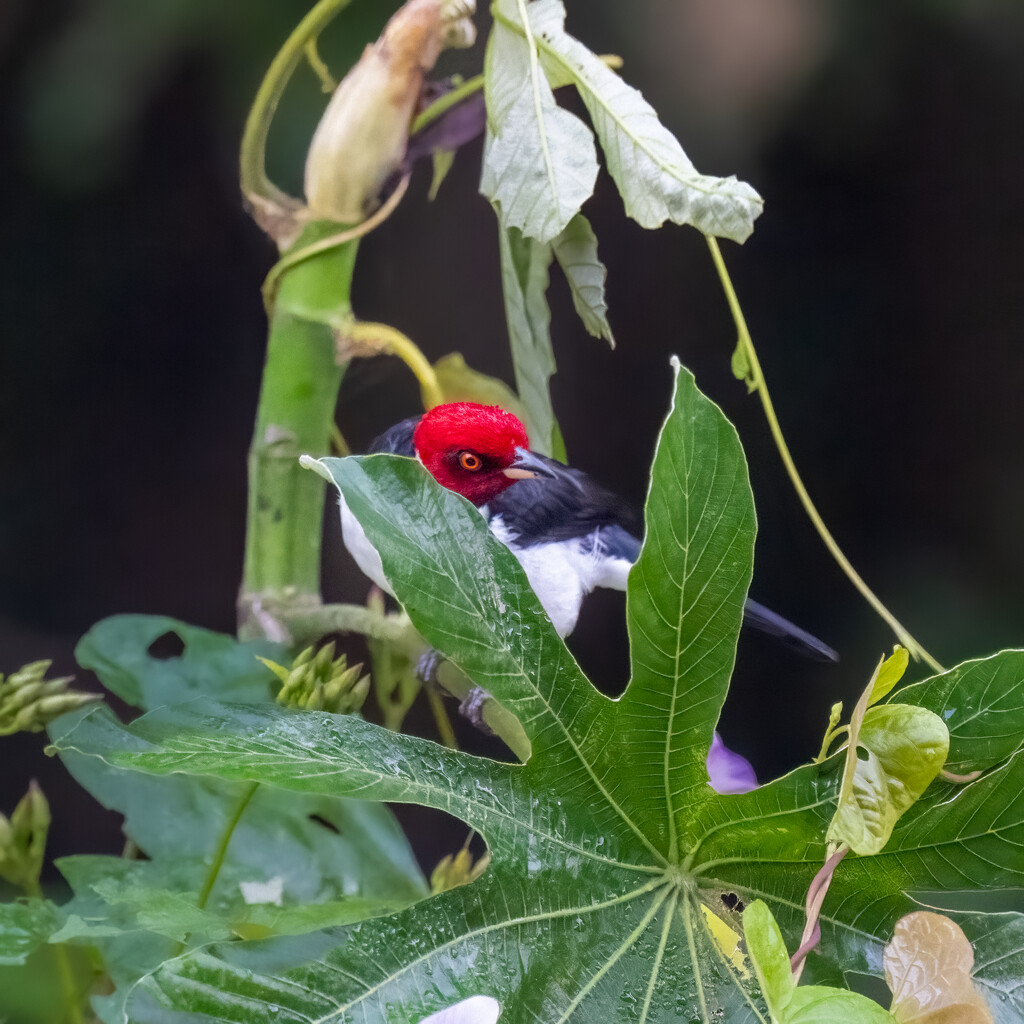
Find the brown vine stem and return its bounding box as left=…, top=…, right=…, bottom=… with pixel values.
left=705, top=235, right=943, bottom=674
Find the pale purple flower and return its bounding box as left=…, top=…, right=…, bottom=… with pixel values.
left=707, top=731, right=758, bottom=794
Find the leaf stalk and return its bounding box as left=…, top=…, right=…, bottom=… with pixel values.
left=705, top=235, right=943, bottom=674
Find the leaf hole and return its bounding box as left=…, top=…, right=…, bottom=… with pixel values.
left=856, top=745, right=870, bottom=761
left=720, top=892, right=744, bottom=912
left=146, top=631, right=185, bottom=660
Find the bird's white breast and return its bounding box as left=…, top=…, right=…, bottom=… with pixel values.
left=488, top=518, right=633, bottom=638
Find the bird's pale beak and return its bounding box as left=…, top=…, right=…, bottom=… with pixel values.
left=503, top=446, right=556, bottom=481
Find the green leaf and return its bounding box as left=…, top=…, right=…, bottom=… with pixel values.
left=827, top=704, right=950, bottom=855
left=528, top=0, right=763, bottom=242
left=744, top=900, right=796, bottom=1016
left=50, top=618, right=427, bottom=1014
left=51, top=368, right=1024, bottom=1021
left=74, top=614, right=284, bottom=710
left=732, top=339, right=758, bottom=392
left=481, top=0, right=598, bottom=243
left=49, top=708, right=426, bottom=904
left=432, top=352, right=528, bottom=422
left=428, top=149, right=456, bottom=201
left=869, top=647, right=910, bottom=706
left=743, top=900, right=895, bottom=1024
left=782, top=987, right=895, bottom=1024
left=51, top=856, right=404, bottom=945
left=495, top=223, right=563, bottom=457
left=895, top=652, right=1024, bottom=775
left=0, top=899, right=59, bottom=966
left=551, top=213, right=614, bottom=345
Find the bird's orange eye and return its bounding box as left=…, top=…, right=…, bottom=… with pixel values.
left=459, top=451, right=482, bottom=471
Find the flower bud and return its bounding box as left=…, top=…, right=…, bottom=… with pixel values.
left=271, top=643, right=370, bottom=716
left=430, top=845, right=490, bottom=894
left=304, top=0, right=476, bottom=224
left=0, top=660, right=100, bottom=735
left=0, top=782, right=50, bottom=891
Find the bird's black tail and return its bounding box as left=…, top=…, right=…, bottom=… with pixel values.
left=743, top=598, right=839, bottom=663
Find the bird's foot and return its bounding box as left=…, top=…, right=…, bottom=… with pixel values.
left=415, top=647, right=443, bottom=688
left=458, top=686, right=495, bottom=735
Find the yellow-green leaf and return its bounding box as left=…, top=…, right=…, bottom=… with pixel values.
left=827, top=704, right=950, bottom=855
left=870, top=646, right=910, bottom=706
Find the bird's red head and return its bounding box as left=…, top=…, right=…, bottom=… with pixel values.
left=413, top=402, right=536, bottom=506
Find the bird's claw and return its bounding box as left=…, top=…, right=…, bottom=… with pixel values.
left=415, top=648, right=442, bottom=687
left=457, top=686, right=495, bottom=735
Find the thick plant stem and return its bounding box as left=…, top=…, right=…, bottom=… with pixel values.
left=705, top=236, right=943, bottom=674
left=239, top=226, right=358, bottom=640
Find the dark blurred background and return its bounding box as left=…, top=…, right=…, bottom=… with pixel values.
left=2, top=0, right=1023, bottom=876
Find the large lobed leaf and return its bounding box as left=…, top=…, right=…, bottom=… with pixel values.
left=54, top=366, right=1024, bottom=1021
left=42, top=616, right=425, bottom=1020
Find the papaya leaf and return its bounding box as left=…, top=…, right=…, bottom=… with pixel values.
left=528, top=0, right=763, bottom=242
left=53, top=367, right=1024, bottom=1021
left=0, top=899, right=60, bottom=966
left=552, top=213, right=614, bottom=346
left=480, top=0, right=598, bottom=244
left=884, top=911, right=992, bottom=1024
left=48, top=617, right=426, bottom=1016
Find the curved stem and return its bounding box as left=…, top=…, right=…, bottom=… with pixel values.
left=262, top=175, right=410, bottom=311
left=425, top=688, right=458, bottom=749
left=304, top=37, right=337, bottom=93
left=705, top=236, right=943, bottom=674
left=343, top=321, right=444, bottom=409
left=197, top=782, right=259, bottom=912
left=240, top=0, right=355, bottom=206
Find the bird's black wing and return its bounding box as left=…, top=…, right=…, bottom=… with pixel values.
left=368, top=416, right=420, bottom=456
left=487, top=453, right=643, bottom=551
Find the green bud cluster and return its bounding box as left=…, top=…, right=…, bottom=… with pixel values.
left=430, top=845, right=490, bottom=894
left=263, top=643, right=370, bottom=715
left=0, top=782, right=50, bottom=892
left=0, top=660, right=101, bottom=736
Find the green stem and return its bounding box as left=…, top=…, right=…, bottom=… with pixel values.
left=283, top=603, right=425, bottom=654
left=196, top=782, right=259, bottom=912
left=26, top=880, right=82, bottom=1024
left=240, top=0, right=355, bottom=207
left=425, top=688, right=459, bottom=749
left=238, top=224, right=358, bottom=640
left=814, top=724, right=849, bottom=764
left=304, top=37, right=337, bottom=93
left=705, top=236, right=944, bottom=674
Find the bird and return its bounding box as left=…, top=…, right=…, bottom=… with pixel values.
left=338, top=400, right=837, bottom=793
left=342, top=401, right=838, bottom=661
